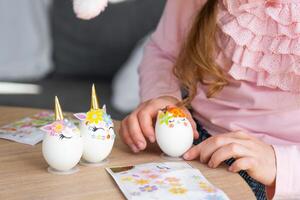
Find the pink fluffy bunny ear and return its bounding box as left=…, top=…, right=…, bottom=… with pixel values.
left=73, top=0, right=108, bottom=20
left=74, top=113, right=87, bottom=121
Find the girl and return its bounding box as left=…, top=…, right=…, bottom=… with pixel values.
left=119, top=0, right=300, bottom=199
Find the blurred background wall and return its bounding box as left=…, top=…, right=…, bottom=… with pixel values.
left=0, top=0, right=166, bottom=120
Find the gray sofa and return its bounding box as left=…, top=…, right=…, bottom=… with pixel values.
left=52, top=0, right=166, bottom=78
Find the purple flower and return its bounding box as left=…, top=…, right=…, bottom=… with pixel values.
left=139, top=185, right=158, bottom=192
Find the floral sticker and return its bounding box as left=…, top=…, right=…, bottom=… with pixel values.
left=74, top=106, right=115, bottom=141
left=121, top=176, right=133, bottom=182
left=199, top=181, right=216, bottom=193
left=158, top=107, right=188, bottom=127
left=168, top=187, right=187, bottom=195
left=135, top=179, right=150, bottom=185
left=165, top=177, right=180, bottom=183
left=41, top=119, right=80, bottom=139
left=139, top=185, right=158, bottom=192
left=147, top=174, right=160, bottom=179
left=86, top=109, right=103, bottom=124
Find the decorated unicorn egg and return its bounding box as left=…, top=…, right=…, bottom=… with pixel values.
left=155, top=107, right=193, bottom=158
left=74, top=84, right=115, bottom=164
left=41, top=97, right=83, bottom=173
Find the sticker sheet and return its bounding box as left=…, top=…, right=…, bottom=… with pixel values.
left=0, top=112, right=79, bottom=145
left=106, top=162, right=230, bottom=200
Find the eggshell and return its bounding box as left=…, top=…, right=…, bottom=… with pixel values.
left=80, top=122, right=115, bottom=163
left=155, top=109, right=193, bottom=157
left=42, top=124, right=83, bottom=172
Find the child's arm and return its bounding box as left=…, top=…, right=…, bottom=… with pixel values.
left=119, top=0, right=203, bottom=153
left=269, top=145, right=300, bottom=199
left=139, top=0, right=205, bottom=102
left=138, top=1, right=184, bottom=102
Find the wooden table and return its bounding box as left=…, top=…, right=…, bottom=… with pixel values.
left=0, top=106, right=256, bottom=200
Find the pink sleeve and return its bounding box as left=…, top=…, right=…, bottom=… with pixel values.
left=268, top=145, right=300, bottom=199
left=138, top=0, right=204, bottom=102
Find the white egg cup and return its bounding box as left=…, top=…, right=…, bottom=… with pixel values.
left=155, top=108, right=194, bottom=160
left=41, top=120, right=83, bottom=175
left=74, top=105, right=115, bottom=167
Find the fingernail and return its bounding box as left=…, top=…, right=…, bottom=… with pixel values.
left=228, top=166, right=233, bottom=172
left=183, top=153, right=189, bottom=160
left=199, top=157, right=203, bottom=163
left=131, top=145, right=139, bottom=153
left=149, top=136, right=155, bottom=143
left=137, top=141, right=145, bottom=150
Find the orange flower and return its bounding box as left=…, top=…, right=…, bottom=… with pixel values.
left=167, top=107, right=186, bottom=118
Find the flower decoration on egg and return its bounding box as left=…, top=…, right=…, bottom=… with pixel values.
left=74, top=85, right=114, bottom=141
left=86, top=109, right=103, bottom=124
left=158, top=107, right=188, bottom=128
left=41, top=97, right=80, bottom=140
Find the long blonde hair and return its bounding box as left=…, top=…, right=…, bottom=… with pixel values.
left=173, top=0, right=228, bottom=106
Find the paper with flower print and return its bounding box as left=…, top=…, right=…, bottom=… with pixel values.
left=106, top=162, right=230, bottom=200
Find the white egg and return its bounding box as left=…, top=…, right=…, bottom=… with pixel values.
left=80, top=121, right=115, bottom=163
left=74, top=106, right=115, bottom=163
left=42, top=120, right=83, bottom=172
left=155, top=108, right=193, bottom=157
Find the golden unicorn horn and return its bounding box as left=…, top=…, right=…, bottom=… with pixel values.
left=54, top=96, right=64, bottom=121
left=91, top=84, right=99, bottom=110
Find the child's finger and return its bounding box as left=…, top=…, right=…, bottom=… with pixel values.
left=119, top=119, right=139, bottom=153
left=226, top=131, right=251, bottom=140
left=196, top=136, right=249, bottom=163
left=137, top=108, right=156, bottom=143
left=126, top=114, right=147, bottom=151
left=228, top=157, right=256, bottom=173
left=183, top=145, right=200, bottom=160
left=186, top=114, right=198, bottom=139
left=208, top=143, right=252, bottom=168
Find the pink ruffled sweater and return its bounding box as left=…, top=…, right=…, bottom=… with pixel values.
left=139, top=0, right=300, bottom=199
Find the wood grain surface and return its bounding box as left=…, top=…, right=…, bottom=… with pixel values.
left=0, top=106, right=256, bottom=200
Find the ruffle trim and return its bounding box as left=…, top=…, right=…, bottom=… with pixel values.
left=216, top=0, right=300, bottom=92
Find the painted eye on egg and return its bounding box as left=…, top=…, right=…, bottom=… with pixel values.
left=181, top=118, right=186, bottom=122
left=89, top=126, right=104, bottom=132
left=59, top=134, right=72, bottom=140
left=168, top=119, right=175, bottom=123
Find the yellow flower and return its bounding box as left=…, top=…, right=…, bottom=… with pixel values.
left=169, top=187, right=187, bottom=195
left=121, top=176, right=133, bottom=182
left=86, top=109, right=103, bottom=124
left=170, top=182, right=181, bottom=187
left=199, top=181, right=215, bottom=193
left=135, top=179, right=150, bottom=185
left=165, top=177, right=180, bottom=183
left=54, top=123, right=63, bottom=133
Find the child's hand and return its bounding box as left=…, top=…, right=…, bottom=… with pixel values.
left=119, top=96, right=198, bottom=153
left=183, top=131, right=276, bottom=187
